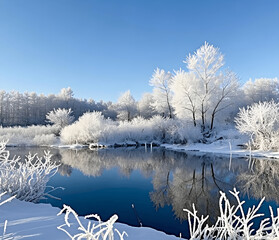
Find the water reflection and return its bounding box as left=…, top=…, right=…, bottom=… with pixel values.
left=56, top=148, right=249, bottom=222
left=237, top=158, right=279, bottom=202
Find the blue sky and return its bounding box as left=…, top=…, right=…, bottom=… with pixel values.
left=0, top=0, right=278, bottom=102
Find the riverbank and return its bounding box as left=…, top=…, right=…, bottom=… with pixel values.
left=161, top=138, right=279, bottom=159
left=2, top=124, right=279, bottom=159
left=0, top=196, right=182, bottom=240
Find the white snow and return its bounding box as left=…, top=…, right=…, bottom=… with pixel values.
left=0, top=197, right=182, bottom=240
left=162, top=138, right=279, bottom=159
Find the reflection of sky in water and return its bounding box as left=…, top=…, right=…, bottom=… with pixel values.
left=7, top=147, right=279, bottom=238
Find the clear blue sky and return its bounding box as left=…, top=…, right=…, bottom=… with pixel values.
left=0, top=0, right=278, bottom=102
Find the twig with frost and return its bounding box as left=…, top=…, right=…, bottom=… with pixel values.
left=184, top=188, right=279, bottom=239
left=0, top=192, right=16, bottom=206
left=0, top=141, right=60, bottom=202
left=57, top=205, right=127, bottom=240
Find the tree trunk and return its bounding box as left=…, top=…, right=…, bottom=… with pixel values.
left=193, top=111, right=197, bottom=127
left=210, top=113, right=215, bottom=130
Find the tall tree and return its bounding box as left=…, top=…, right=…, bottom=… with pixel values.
left=116, top=90, right=137, bottom=121
left=149, top=68, right=173, bottom=118
left=170, top=70, right=198, bottom=126
left=138, top=93, right=157, bottom=119
left=172, top=42, right=239, bottom=131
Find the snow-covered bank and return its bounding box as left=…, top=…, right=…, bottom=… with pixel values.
left=4, top=122, right=279, bottom=160
left=162, top=139, right=279, bottom=159
left=0, top=198, right=182, bottom=240
left=0, top=125, right=59, bottom=147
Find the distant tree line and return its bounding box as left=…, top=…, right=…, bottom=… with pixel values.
left=1, top=43, right=278, bottom=130
left=0, top=87, right=117, bottom=126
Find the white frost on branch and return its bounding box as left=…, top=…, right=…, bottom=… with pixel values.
left=171, top=42, right=239, bottom=131
left=116, top=91, right=137, bottom=121
left=0, top=141, right=60, bottom=202
left=184, top=188, right=279, bottom=239
left=46, top=108, right=74, bottom=131
left=235, top=101, right=279, bottom=151
left=57, top=205, right=127, bottom=240
left=149, top=68, right=173, bottom=118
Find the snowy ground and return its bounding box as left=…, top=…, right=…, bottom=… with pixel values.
left=0, top=197, right=181, bottom=240
left=162, top=136, right=279, bottom=159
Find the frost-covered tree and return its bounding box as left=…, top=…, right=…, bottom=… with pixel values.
left=46, top=108, right=74, bottom=133
left=149, top=68, right=173, bottom=118
left=58, top=87, right=74, bottom=100
left=235, top=101, right=279, bottom=150
left=116, top=90, right=137, bottom=121
left=179, top=42, right=239, bottom=130
left=137, top=92, right=157, bottom=119
left=170, top=70, right=199, bottom=126
left=243, top=78, right=279, bottom=104
left=0, top=90, right=6, bottom=125
left=0, top=88, right=115, bottom=126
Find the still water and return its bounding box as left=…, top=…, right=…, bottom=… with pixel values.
left=7, top=147, right=279, bottom=239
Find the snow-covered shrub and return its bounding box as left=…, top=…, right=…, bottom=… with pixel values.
left=46, top=108, right=74, bottom=135
left=0, top=141, right=60, bottom=202
left=61, top=112, right=202, bottom=145
left=184, top=188, right=279, bottom=239
left=61, top=112, right=117, bottom=144
left=0, top=125, right=58, bottom=146
left=57, top=205, right=127, bottom=240
left=173, top=121, right=203, bottom=144
left=111, top=116, right=171, bottom=143
left=235, top=101, right=279, bottom=150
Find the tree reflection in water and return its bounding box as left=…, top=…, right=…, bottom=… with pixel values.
left=237, top=157, right=279, bottom=202
left=55, top=148, right=249, bottom=223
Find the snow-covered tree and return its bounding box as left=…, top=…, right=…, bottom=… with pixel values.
left=0, top=90, right=6, bottom=126
left=243, top=78, right=279, bottom=104
left=46, top=108, right=74, bottom=133
left=235, top=101, right=279, bottom=150
left=137, top=92, right=156, bottom=119
left=177, top=42, right=239, bottom=130
left=149, top=68, right=173, bottom=118
left=58, top=87, right=74, bottom=100
left=116, top=90, right=137, bottom=121
left=170, top=70, right=199, bottom=126
left=0, top=88, right=116, bottom=127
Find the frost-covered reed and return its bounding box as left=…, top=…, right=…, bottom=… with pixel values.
left=0, top=141, right=60, bottom=202
left=185, top=188, right=279, bottom=239
left=57, top=205, right=127, bottom=240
